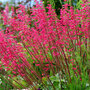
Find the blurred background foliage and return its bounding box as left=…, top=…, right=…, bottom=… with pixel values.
left=0, top=0, right=81, bottom=31
left=0, top=0, right=87, bottom=30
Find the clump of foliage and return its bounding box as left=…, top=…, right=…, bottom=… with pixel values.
left=0, top=0, right=90, bottom=89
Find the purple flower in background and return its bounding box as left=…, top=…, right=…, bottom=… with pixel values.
left=38, top=88, right=41, bottom=90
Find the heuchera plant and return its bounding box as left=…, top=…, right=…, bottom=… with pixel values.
left=0, top=0, right=90, bottom=89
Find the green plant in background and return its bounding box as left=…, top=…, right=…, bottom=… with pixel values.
left=39, top=67, right=90, bottom=90
left=42, top=0, right=89, bottom=18
left=0, top=75, right=13, bottom=90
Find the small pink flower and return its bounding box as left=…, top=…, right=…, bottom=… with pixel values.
left=45, top=64, right=49, bottom=67
left=36, top=64, right=40, bottom=66
left=8, top=75, right=11, bottom=77
left=72, top=67, right=77, bottom=70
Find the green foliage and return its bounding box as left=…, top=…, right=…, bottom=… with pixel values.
left=76, top=0, right=83, bottom=9
left=0, top=76, right=13, bottom=90
left=39, top=70, right=90, bottom=90
left=39, top=73, right=66, bottom=90
left=67, top=71, right=90, bottom=90
left=12, top=76, right=29, bottom=89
